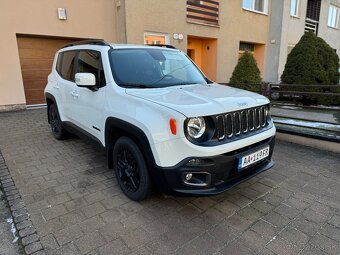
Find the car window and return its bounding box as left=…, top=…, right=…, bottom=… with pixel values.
left=60, top=51, right=77, bottom=82
left=110, top=49, right=207, bottom=88
left=56, top=53, right=63, bottom=74
left=77, top=50, right=106, bottom=86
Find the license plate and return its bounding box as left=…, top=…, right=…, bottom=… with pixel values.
left=238, top=146, right=270, bottom=170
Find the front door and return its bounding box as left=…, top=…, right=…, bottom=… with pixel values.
left=71, top=50, right=106, bottom=138
left=187, top=36, right=217, bottom=81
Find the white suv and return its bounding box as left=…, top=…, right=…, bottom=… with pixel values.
left=45, top=40, right=276, bottom=201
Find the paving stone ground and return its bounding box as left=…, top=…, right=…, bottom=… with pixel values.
left=0, top=189, right=22, bottom=255
left=0, top=108, right=340, bottom=255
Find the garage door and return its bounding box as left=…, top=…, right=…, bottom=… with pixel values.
left=17, top=36, right=80, bottom=105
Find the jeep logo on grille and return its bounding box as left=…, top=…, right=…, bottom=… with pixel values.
left=238, top=102, right=248, bottom=107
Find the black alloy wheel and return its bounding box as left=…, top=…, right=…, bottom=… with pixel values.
left=113, top=137, right=152, bottom=201
left=117, top=147, right=140, bottom=192
left=48, top=103, right=68, bottom=140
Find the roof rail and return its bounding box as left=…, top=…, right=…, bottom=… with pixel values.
left=147, top=44, right=177, bottom=49
left=62, top=39, right=111, bottom=48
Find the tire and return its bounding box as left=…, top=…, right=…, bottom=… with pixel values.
left=113, top=137, right=152, bottom=201
left=48, top=103, right=68, bottom=140
left=271, top=91, right=280, bottom=100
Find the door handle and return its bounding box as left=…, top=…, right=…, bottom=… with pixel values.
left=71, top=91, right=79, bottom=98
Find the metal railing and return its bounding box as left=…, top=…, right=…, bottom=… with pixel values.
left=226, top=83, right=340, bottom=142
left=267, top=84, right=340, bottom=98
left=305, top=18, right=319, bottom=34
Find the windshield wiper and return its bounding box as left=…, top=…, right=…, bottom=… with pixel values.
left=205, top=77, right=213, bottom=84
left=168, top=82, right=195, bottom=86
left=150, top=63, right=192, bottom=85
left=121, top=83, right=155, bottom=89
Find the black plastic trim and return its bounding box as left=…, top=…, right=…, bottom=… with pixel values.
left=62, top=121, right=105, bottom=152
left=45, top=92, right=57, bottom=124
left=62, top=39, right=112, bottom=49
left=184, top=105, right=273, bottom=147
left=92, top=126, right=101, bottom=132
left=104, top=117, right=157, bottom=171
left=151, top=136, right=276, bottom=196
left=147, top=44, right=177, bottom=49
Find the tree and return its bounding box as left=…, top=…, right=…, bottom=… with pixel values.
left=230, top=51, right=262, bottom=85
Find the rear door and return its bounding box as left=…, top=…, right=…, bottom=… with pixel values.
left=57, top=50, right=78, bottom=122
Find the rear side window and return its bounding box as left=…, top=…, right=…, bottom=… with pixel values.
left=56, top=53, right=63, bottom=74
left=59, top=51, right=77, bottom=81
left=77, top=50, right=106, bottom=86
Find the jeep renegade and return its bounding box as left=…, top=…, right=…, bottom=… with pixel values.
left=45, top=40, right=276, bottom=201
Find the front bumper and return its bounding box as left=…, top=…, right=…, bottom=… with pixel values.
left=151, top=136, right=275, bottom=196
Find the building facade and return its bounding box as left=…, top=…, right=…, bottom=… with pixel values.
left=0, top=0, right=339, bottom=109
left=0, top=0, right=271, bottom=109
left=119, top=0, right=270, bottom=83
left=0, top=0, right=118, bottom=109
left=265, top=0, right=340, bottom=83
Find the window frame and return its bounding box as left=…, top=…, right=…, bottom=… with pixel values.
left=56, top=50, right=78, bottom=82
left=328, top=5, right=339, bottom=29
left=238, top=42, right=256, bottom=60
left=143, top=32, right=170, bottom=45
left=56, top=53, right=63, bottom=74
left=108, top=48, right=209, bottom=88
left=239, top=42, right=255, bottom=53
left=56, top=50, right=106, bottom=87
left=290, top=0, right=300, bottom=17
left=242, top=0, right=269, bottom=15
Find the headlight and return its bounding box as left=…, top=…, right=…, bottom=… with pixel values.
left=187, top=117, right=206, bottom=139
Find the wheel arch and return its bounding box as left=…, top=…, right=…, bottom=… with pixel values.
left=104, top=117, right=156, bottom=170
left=45, top=92, right=57, bottom=124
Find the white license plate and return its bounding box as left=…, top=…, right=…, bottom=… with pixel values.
left=238, top=146, right=270, bottom=170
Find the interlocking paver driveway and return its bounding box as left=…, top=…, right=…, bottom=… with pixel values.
left=0, top=109, right=340, bottom=255
left=0, top=189, right=22, bottom=255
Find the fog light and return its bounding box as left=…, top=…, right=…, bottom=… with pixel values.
left=183, top=172, right=211, bottom=187
left=185, top=173, right=193, bottom=181
left=187, top=159, right=206, bottom=166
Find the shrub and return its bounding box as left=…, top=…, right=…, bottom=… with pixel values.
left=281, top=32, right=340, bottom=105
left=229, top=51, right=262, bottom=93
left=281, top=32, right=326, bottom=84
left=316, top=37, right=340, bottom=84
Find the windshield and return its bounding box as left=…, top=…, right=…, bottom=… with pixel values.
left=110, top=48, right=208, bottom=88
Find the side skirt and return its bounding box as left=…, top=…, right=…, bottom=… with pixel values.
left=62, top=121, right=107, bottom=155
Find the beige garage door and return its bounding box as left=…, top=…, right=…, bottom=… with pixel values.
left=17, top=36, right=80, bottom=105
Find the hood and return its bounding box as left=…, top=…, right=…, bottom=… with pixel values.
left=126, top=83, right=269, bottom=117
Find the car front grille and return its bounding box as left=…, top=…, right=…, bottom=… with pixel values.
left=215, top=105, right=269, bottom=141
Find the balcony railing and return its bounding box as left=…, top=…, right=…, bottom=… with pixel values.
left=305, top=18, right=319, bottom=34
left=187, top=0, right=219, bottom=26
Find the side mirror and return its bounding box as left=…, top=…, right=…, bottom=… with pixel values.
left=75, top=73, right=96, bottom=87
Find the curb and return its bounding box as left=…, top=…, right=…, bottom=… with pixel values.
left=276, top=131, right=340, bottom=154
left=0, top=150, right=46, bottom=255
